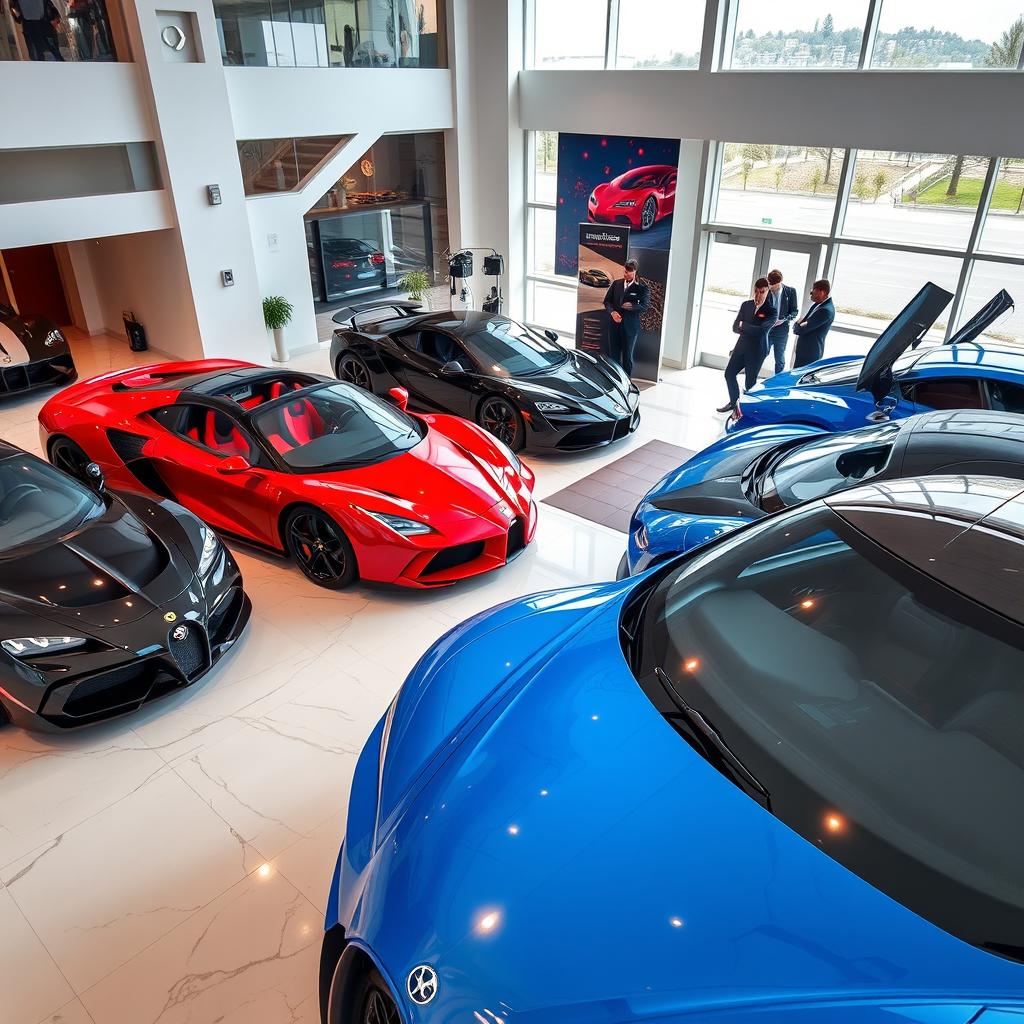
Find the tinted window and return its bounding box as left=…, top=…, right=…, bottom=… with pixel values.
left=252, top=383, right=422, bottom=469
left=0, top=456, right=104, bottom=550
left=760, top=422, right=901, bottom=511
left=630, top=508, right=1024, bottom=955
left=913, top=378, right=985, bottom=411
left=459, top=318, right=568, bottom=376
left=988, top=380, right=1024, bottom=414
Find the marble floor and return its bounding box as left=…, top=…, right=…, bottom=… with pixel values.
left=0, top=331, right=727, bottom=1024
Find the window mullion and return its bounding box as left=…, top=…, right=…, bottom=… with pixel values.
left=605, top=0, right=620, bottom=69
left=858, top=0, right=882, bottom=69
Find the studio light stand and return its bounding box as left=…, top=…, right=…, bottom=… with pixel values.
left=444, top=247, right=505, bottom=315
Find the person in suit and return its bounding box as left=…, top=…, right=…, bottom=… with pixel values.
left=717, top=277, right=776, bottom=414
left=603, top=258, right=651, bottom=378
left=766, top=268, right=799, bottom=375
left=792, top=279, right=836, bottom=368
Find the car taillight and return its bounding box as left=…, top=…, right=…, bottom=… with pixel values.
left=370, top=253, right=385, bottom=265
left=332, top=259, right=356, bottom=269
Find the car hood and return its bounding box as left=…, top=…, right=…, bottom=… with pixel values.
left=311, top=427, right=528, bottom=523
left=0, top=495, right=195, bottom=631
left=856, top=283, right=952, bottom=402
left=516, top=350, right=635, bottom=415
left=0, top=311, right=59, bottom=366
left=361, top=589, right=1024, bottom=1023
left=645, top=423, right=822, bottom=515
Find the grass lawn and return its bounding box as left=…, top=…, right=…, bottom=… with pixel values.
left=917, top=176, right=1024, bottom=211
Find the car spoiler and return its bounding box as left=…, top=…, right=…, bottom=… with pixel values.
left=944, top=289, right=1014, bottom=346
left=331, top=300, right=424, bottom=330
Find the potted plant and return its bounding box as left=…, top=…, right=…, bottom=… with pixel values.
left=263, top=294, right=293, bottom=363
left=397, top=269, right=431, bottom=309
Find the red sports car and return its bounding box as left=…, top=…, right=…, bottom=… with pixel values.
left=588, top=164, right=677, bottom=232
left=38, top=361, right=537, bottom=590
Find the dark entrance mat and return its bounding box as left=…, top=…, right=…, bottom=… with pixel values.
left=543, top=440, right=695, bottom=532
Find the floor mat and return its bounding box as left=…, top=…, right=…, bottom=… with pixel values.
left=543, top=440, right=695, bottom=532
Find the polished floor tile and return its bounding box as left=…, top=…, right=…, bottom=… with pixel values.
left=0, top=331, right=724, bottom=1022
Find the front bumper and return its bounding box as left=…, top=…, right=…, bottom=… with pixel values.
left=526, top=407, right=641, bottom=453
left=0, top=353, right=77, bottom=398
left=0, top=576, right=251, bottom=730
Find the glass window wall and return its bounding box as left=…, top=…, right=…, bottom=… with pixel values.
left=614, top=0, right=702, bottom=69
left=714, top=144, right=843, bottom=233
left=729, top=0, right=868, bottom=69
left=843, top=151, right=988, bottom=251
left=532, top=0, right=607, bottom=68
left=979, top=159, right=1024, bottom=257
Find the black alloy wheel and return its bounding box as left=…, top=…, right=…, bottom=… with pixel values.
left=478, top=395, right=525, bottom=452
left=640, top=195, right=657, bottom=230
left=49, top=436, right=93, bottom=482
left=285, top=508, right=358, bottom=589
left=361, top=986, right=401, bottom=1024
left=338, top=353, right=373, bottom=392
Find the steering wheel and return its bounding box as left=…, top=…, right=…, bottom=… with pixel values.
left=0, top=483, right=42, bottom=522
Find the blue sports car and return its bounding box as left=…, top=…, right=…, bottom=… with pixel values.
left=727, top=285, right=1019, bottom=434
left=620, top=408, right=1024, bottom=577
left=321, top=475, right=1024, bottom=1024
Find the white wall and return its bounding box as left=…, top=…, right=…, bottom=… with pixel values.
left=82, top=230, right=204, bottom=360
left=0, top=191, right=173, bottom=250
left=225, top=68, right=453, bottom=139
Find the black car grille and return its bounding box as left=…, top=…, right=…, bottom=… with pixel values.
left=168, top=623, right=209, bottom=679
left=61, top=662, right=164, bottom=719
left=423, top=541, right=485, bottom=576
left=208, top=586, right=244, bottom=645
left=506, top=516, right=527, bottom=559
left=560, top=413, right=638, bottom=450
left=0, top=355, right=74, bottom=394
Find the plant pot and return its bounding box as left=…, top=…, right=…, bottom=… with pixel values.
left=270, top=326, right=288, bottom=363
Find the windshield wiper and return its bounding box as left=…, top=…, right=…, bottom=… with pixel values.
left=654, top=667, right=772, bottom=811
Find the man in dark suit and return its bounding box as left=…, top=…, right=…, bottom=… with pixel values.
left=717, top=277, right=776, bottom=414
left=792, top=279, right=836, bottom=368
left=603, top=258, right=651, bottom=378
left=766, top=268, right=799, bottom=375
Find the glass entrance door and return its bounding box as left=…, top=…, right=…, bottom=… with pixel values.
left=696, top=234, right=823, bottom=371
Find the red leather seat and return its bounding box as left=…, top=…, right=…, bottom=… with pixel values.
left=281, top=399, right=323, bottom=446
left=201, top=411, right=250, bottom=457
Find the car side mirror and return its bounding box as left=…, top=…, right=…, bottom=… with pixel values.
left=440, top=360, right=464, bottom=376
left=544, top=329, right=559, bottom=343
left=388, top=386, right=409, bottom=411
left=217, top=455, right=252, bottom=475
left=84, top=462, right=105, bottom=492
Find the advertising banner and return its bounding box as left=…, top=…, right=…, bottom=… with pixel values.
left=576, top=223, right=630, bottom=357
left=556, top=133, right=681, bottom=381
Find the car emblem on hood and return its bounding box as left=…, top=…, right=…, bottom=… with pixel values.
left=164, top=611, right=177, bottom=623
left=407, top=964, right=438, bottom=1005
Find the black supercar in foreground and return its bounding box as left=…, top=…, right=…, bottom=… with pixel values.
left=329, top=303, right=641, bottom=452
left=0, top=441, right=250, bottom=729
left=0, top=303, right=77, bottom=399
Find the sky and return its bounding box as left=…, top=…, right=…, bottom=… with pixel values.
left=535, top=0, right=1024, bottom=59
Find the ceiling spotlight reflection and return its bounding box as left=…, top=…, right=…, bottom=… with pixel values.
left=475, top=910, right=501, bottom=935
left=800, top=598, right=815, bottom=610
left=507, top=824, right=519, bottom=835
left=669, top=916, right=684, bottom=928
left=825, top=812, right=845, bottom=833
left=257, top=863, right=272, bottom=878
left=683, top=657, right=700, bottom=673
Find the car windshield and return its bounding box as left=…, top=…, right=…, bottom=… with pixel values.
left=757, top=421, right=901, bottom=511
left=252, top=383, right=423, bottom=470
left=619, top=171, right=661, bottom=189
left=628, top=506, right=1024, bottom=957
left=0, top=456, right=105, bottom=550
left=458, top=318, right=568, bottom=376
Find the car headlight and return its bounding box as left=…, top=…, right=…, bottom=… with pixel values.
left=197, top=526, right=222, bottom=577
left=356, top=507, right=434, bottom=536
left=2, top=636, right=86, bottom=657
left=535, top=401, right=571, bottom=413
left=43, top=329, right=64, bottom=348
left=589, top=191, right=597, bottom=203
left=612, top=199, right=636, bottom=208
left=634, top=524, right=649, bottom=551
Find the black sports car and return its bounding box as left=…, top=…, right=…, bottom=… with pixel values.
left=579, top=267, right=612, bottom=288
left=0, top=441, right=250, bottom=729
left=620, top=408, right=1024, bottom=577
left=329, top=303, right=641, bottom=452
left=0, top=303, right=77, bottom=399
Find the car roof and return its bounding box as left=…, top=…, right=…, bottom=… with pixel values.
left=379, top=309, right=511, bottom=337
left=907, top=343, right=1024, bottom=377
left=908, top=408, right=1024, bottom=439
left=826, top=475, right=1024, bottom=625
